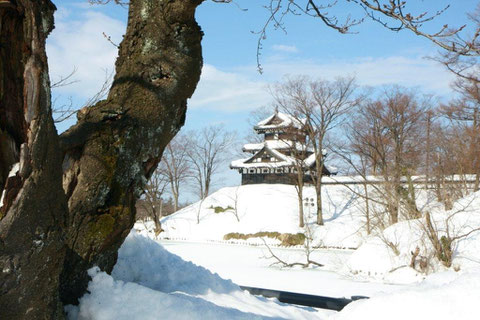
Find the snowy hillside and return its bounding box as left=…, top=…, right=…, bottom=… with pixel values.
left=137, top=184, right=369, bottom=248
left=135, top=182, right=480, bottom=277
left=348, top=189, right=480, bottom=278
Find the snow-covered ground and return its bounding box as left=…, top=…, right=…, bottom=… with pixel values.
left=146, top=184, right=368, bottom=248
left=160, top=240, right=403, bottom=298
left=69, top=183, right=480, bottom=319
left=333, top=267, right=480, bottom=320
left=67, top=233, right=480, bottom=320
left=66, top=232, right=334, bottom=319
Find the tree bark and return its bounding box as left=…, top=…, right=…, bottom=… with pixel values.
left=314, top=153, right=324, bottom=225
left=0, top=1, right=68, bottom=318
left=316, top=183, right=324, bottom=225
left=59, top=0, right=203, bottom=304
left=295, top=181, right=305, bottom=228
left=1, top=0, right=204, bottom=316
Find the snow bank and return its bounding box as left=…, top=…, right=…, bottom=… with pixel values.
left=112, top=231, right=237, bottom=295
left=346, top=190, right=480, bottom=281
left=332, top=268, right=480, bottom=320
left=66, top=268, right=259, bottom=320
left=66, top=232, right=329, bottom=320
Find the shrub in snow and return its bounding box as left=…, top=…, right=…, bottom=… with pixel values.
left=210, top=205, right=234, bottom=214
left=223, top=231, right=306, bottom=246
left=347, top=191, right=480, bottom=279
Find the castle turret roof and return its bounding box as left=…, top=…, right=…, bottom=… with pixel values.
left=254, top=112, right=305, bottom=132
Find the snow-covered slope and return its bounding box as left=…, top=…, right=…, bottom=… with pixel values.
left=66, top=232, right=332, bottom=320
left=137, top=184, right=368, bottom=248
left=136, top=182, right=480, bottom=277
left=347, top=190, right=480, bottom=279
left=333, top=268, right=480, bottom=320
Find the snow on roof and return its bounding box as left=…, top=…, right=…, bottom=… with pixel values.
left=230, top=145, right=299, bottom=169
left=243, top=140, right=312, bottom=153
left=232, top=145, right=330, bottom=170
left=325, top=165, right=338, bottom=175
left=254, top=112, right=305, bottom=131
left=304, top=153, right=316, bottom=167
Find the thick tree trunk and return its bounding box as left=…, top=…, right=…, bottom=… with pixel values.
left=315, top=159, right=324, bottom=225
left=0, top=1, right=68, bottom=318
left=59, top=0, right=204, bottom=304
left=1, top=0, right=204, bottom=316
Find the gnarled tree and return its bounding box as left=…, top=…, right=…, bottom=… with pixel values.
left=1, top=0, right=203, bottom=317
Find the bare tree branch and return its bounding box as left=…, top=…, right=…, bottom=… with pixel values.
left=51, top=67, right=79, bottom=88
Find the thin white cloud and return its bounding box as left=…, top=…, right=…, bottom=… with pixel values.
left=47, top=8, right=125, bottom=100
left=190, top=55, right=455, bottom=113
left=189, top=64, right=271, bottom=111
left=259, top=55, right=455, bottom=95
left=272, top=44, right=299, bottom=53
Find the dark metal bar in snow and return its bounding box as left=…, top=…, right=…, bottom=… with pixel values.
left=240, top=286, right=369, bottom=311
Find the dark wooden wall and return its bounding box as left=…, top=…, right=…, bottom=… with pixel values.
left=241, top=173, right=314, bottom=185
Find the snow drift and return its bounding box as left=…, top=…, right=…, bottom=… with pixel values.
left=347, top=190, right=480, bottom=279
left=66, top=232, right=330, bottom=320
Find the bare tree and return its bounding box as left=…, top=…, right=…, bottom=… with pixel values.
left=424, top=109, right=435, bottom=189
left=424, top=122, right=473, bottom=209
left=187, top=125, right=236, bottom=200
left=441, top=79, right=480, bottom=190
left=273, top=75, right=359, bottom=225
left=140, top=165, right=169, bottom=236
left=432, top=3, right=480, bottom=82
left=281, top=125, right=312, bottom=228
left=261, top=210, right=324, bottom=268
left=347, top=87, right=429, bottom=224
left=423, top=208, right=480, bottom=268
left=332, top=146, right=397, bottom=234
left=161, top=133, right=192, bottom=212
left=224, top=186, right=242, bottom=222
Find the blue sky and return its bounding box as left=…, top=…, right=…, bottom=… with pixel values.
left=47, top=0, right=478, bottom=196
